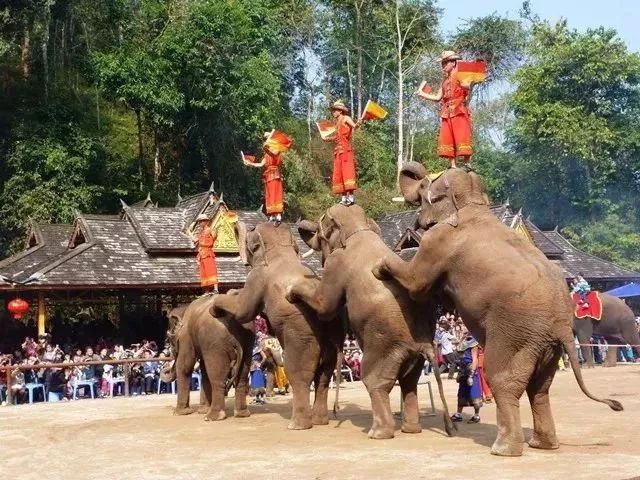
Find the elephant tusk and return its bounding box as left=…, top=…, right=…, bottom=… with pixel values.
left=301, top=249, right=315, bottom=259
left=427, top=190, right=433, bottom=205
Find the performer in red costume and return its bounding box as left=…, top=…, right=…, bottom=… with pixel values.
left=191, top=213, right=219, bottom=294
left=327, top=100, right=361, bottom=205
left=244, top=132, right=284, bottom=224
left=417, top=50, right=473, bottom=169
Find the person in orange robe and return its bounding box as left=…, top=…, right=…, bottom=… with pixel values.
left=326, top=100, right=361, bottom=205
left=191, top=214, right=218, bottom=294
left=417, top=50, right=472, bottom=169
left=477, top=346, right=493, bottom=402
left=243, top=133, right=284, bottom=224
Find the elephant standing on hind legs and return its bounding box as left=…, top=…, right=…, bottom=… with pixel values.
left=211, top=222, right=344, bottom=430
left=161, top=296, right=254, bottom=421
left=573, top=292, right=640, bottom=367
left=286, top=204, right=455, bottom=439
left=373, top=163, right=623, bottom=456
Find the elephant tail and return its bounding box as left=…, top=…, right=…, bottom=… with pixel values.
left=419, top=343, right=457, bottom=437
left=332, top=349, right=343, bottom=418
left=558, top=327, right=623, bottom=412
left=226, top=341, right=244, bottom=394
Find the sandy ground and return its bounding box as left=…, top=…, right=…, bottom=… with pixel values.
left=2, top=366, right=639, bottom=480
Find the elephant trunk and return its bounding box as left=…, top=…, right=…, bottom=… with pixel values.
left=332, top=349, right=343, bottom=418
left=226, top=341, right=245, bottom=393
left=160, top=359, right=176, bottom=383
left=420, top=343, right=456, bottom=436
left=557, top=325, right=623, bottom=411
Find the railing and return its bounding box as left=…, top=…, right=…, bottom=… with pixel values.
left=0, top=357, right=174, bottom=405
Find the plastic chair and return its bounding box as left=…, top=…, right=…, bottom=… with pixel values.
left=25, top=383, right=47, bottom=404
left=157, top=379, right=176, bottom=394
left=73, top=379, right=96, bottom=400
left=108, top=377, right=126, bottom=397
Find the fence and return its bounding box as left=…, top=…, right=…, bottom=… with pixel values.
left=0, top=356, right=174, bottom=405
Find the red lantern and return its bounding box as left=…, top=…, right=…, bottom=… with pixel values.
left=8, top=298, right=30, bottom=319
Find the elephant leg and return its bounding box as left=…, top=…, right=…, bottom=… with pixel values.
left=398, top=357, right=424, bottom=434
left=312, top=348, right=335, bottom=425
left=203, top=357, right=228, bottom=422
left=526, top=345, right=561, bottom=450
left=174, top=343, right=196, bottom=416
left=197, top=363, right=212, bottom=414
left=361, top=353, right=399, bottom=440
left=284, top=345, right=315, bottom=430
left=604, top=346, right=617, bottom=367
left=484, top=342, right=537, bottom=456
left=233, top=353, right=251, bottom=418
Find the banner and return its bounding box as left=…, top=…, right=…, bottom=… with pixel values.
left=316, top=120, right=336, bottom=140
left=265, top=129, right=293, bottom=153
left=360, top=100, right=388, bottom=121
left=456, top=60, right=487, bottom=84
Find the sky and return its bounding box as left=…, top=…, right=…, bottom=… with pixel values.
left=440, top=0, right=639, bottom=52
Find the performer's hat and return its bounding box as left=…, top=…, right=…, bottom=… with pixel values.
left=457, top=335, right=479, bottom=352
left=196, top=214, right=209, bottom=222
left=330, top=100, right=349, bottom=113
left=263, top=131, right=271, bottom=140
left=440, top=50, right=461, bottom=63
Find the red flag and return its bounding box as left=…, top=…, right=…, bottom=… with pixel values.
left=241, top=151, right=256, bottom=163
left=265, top=129, right=292, bottom=153
left=417, top=80, right=432, bottom=95
left=456, top=60, right=487, bottom=84
left=316, top=120, right=336, bottom=140
left=360, top=100, right=388, bottom=122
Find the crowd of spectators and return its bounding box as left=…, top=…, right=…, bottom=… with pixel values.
left=0, top=334, right=177, bottom=404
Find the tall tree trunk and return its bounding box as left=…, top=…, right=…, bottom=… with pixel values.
left=21, top=27, right=31, bottom=79
left=395, top=0, right=404, bottom=185
left=136, top=109, right=144, bottom=191
left=346, top=50, right=354, bottom=113
left=154, top=129, right=161, bottom=189
left=42, top=2, right=51, bottom=102
left=354, top=1, right=363, bottom=118
left=307, top=84, right=314, bottom=155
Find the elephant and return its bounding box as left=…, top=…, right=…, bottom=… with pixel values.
left=573, top=292, right=640, bottom=367
left=211, top=222, right=344, bottom=430
left=285, top=203, right=454, bottom=439
left=161, top=295, right=254, bottom=421
left=373, top=163, right=623, bottom=456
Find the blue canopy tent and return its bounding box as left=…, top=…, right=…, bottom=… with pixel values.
left=605, top=283, right=640, bottom=298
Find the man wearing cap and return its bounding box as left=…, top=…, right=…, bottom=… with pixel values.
left=191, top=214, right=219, bottom=294
left=326, top=100, right=361, bottom=205
left=417, top=50, right=473, bottom=169
left=243, top=132, right=284, bottom=224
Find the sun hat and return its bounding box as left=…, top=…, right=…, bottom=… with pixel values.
left=331, top=100, right=349, bottom=113
left=440, top=50, right=461, bottom=63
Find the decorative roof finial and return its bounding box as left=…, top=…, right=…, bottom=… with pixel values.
left=120, top=199, right=129, bottom=209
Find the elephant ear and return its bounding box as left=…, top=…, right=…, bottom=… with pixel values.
left=399, top=162, right=428, bottom=205
left=468, top=171, right=489, bottom=205
left=297, top=220, right=321, bottom=251
left=366, top=218, right=381, bottom=236
left=236, top=221, right=248, bottom=265
left=246, top=229, right=266, bottom=266
left=288, top=228, right=300, bottom=255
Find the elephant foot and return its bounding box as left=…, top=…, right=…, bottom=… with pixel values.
left=204, top=409, right=227, bottom=422
left=197, top=405, right=211, bottom=414
left=234, top=409, right=251, bottom=418
left=287, top=418, right=313, bottom=430
left=173, top=407, right=196, bottom=416
left=401, top=422, right=422, bottom=434
left=312, top=414, right=329, bottom=426
left=528, top=434, right=559, bottom=450
left=490, top=438, right=524, bottom=457
left=368, top=426, right=395, bottom=440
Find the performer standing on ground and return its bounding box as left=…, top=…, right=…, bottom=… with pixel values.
left=243, top=133, right=284, bottom=224
left=326, top=100, right=361, bottom=205
left=417, top=50, right=472, bottom=169
left=190, top=213, right=219, bottom=294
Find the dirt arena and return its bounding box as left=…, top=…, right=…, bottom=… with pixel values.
left=2, top=366, right=639, bottom=480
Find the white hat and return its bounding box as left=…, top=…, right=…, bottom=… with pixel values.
left=440, top=50, right=461, bottom=63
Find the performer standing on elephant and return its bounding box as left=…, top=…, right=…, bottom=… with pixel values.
left=451, top=335, right=483, bottom=423
left=417, top=50, right=472, bottom=169
left=327, top=100, right=361, bottom=205
left=243, top=133, right=284, bottom=224
left=190, top=213, right=219, bottom=295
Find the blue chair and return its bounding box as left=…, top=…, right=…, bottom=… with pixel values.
left=73, top=379, right=97, bottom=400
left=25, top=383, right=47, bottom=404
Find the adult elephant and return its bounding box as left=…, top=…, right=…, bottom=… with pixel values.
left=373, top=163, right=622, bottom=456
left=574, top=293, right=640, bottom=367
left=161, top=296, right=254, bottom=421
left=285, top=204, right=454, bottom=439
left=211, top=222, right=344, bottom=430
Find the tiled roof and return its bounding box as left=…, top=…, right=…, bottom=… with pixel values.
left=378, top=210, right=419, bottom=249
left=524, top=219, right=564, bottom=256
left=543, top=230, right=639, bottom=281
left=125, top=207, right=193, bottom=251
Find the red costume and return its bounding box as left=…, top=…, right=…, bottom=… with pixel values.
left=196, top=227, right=217, bottom=287
left=477, top=346, right=492, bottom=401
left=437, top=73, right=472, bottom=158
left=331, top=117, right=357, bottom=194
left=263, top=148, right=284, bottom=215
